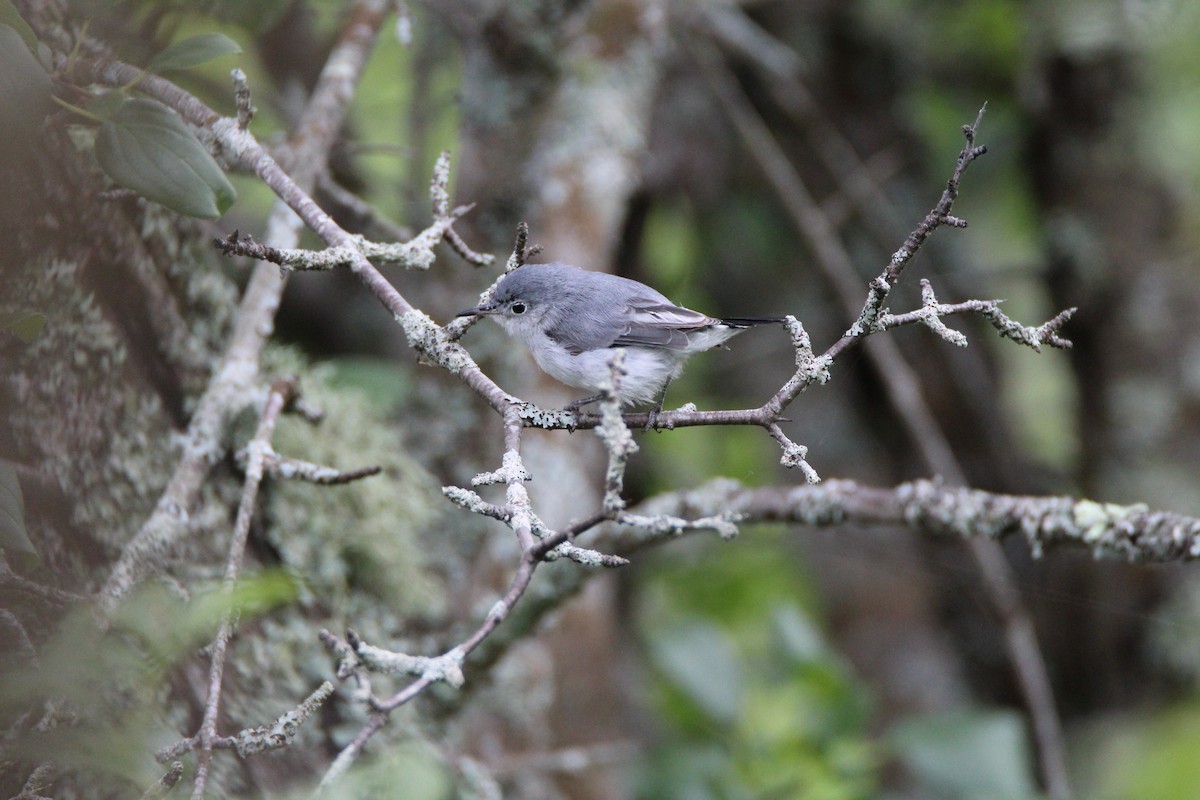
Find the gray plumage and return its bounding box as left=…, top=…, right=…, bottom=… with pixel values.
left=459, top=262, right=781, bottom=407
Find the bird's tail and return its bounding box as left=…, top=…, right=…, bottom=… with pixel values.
left=719, top=316, right=788, bottom=328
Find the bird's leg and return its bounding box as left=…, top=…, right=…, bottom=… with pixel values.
left=563, top=394, right=602, bottom=414
left=644, top=378, right=672, bottom=432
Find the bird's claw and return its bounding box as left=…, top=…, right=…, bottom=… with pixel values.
left=561, top=395, right=602, bottom=433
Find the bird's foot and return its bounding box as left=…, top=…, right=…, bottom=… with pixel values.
left=561, top=395, right=602, bottom=432
left=644, top=399, right=665, bottom=432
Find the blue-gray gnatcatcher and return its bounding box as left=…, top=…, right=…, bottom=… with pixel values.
left=458, top=262, right=782, bottom=411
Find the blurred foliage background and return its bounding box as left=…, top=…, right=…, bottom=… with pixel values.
left=4, top=0, right=1200, bottom=798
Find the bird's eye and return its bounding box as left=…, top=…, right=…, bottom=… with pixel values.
left=510, top=302, right=527, bottom=315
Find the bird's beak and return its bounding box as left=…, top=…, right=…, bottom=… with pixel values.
left=456, top=303, right=497, bottom=318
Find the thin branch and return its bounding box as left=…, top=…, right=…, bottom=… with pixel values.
left=139, top=762, right=183, bottom=800
left=317, top=712, right=387, bottom=792
left=0, top=610, right=38, bottom=666
left=259, top=451, right=382, bottom=485
left=316, top=171, right=413, bottom=243
left=444, top=225, right=496, bottom=267
left=231, top=68, right=254, bottom=130
left=230, top=681, right=335, bottom=757
left=191, top=378, right=295, bottom=800
left=882, top=103, right=989, bottom=287
left=318, top=555, right=535, bottom=783
left=0, top=552, right=85, bottom=606
left=215, top=204, right=475, bottom=273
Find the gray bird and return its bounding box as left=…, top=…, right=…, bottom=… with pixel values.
left=458, top=262, right=782, bottom=413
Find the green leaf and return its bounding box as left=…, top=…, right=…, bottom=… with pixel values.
left=0, top=3, right=38, bottom=53
left=111, top=573, right=300, bottom=664
left=1084, top=702, right=1200, bottom=800
left=890, top=708, right=1038, bottom=800
left=0, top=462, right=37, bottom=569
left=772, top=602, right=830, bottom=663
left=95, top=97, right=236, bottom=219
left=0, top=24, right=52, bottom=144
left=649, top=619, right=745, bottom=725
left=147, top=32, right=242, bottom=73
left=0, top=311, right=46, bottom=343
left=89, top=89, right=129, bottom=120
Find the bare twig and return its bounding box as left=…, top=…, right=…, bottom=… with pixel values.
left=191, top=378, right=295, bottom=799
left=445, top=225, right=496, bottom=267
left=259, top=451, right=382, bottom=485
left=316, top=171, right=414, bottom=243
left=507, top=221, right=532, bottom=272
left=0, top=552, right=84, bottom=606
left=318, top=713, right=387, bottom=791
left=216, top=204, right=475, bottom=273
left=231, top=68, right=254, bottom=130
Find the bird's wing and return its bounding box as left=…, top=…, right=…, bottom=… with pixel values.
left=540, top=272, right=714, bottom=354
left=610, top=301, right=714, bottom=351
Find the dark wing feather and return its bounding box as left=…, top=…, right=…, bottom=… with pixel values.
left=718, top=316, right=787, bottom=328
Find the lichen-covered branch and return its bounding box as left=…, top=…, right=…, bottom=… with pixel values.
left=139, top=762, right=184, bottom=800
left=420, top=477, right=1200, bottom=732
left=230, top=682, right=335, bottom=758
left=609, top=478, right=1200, bottom=564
